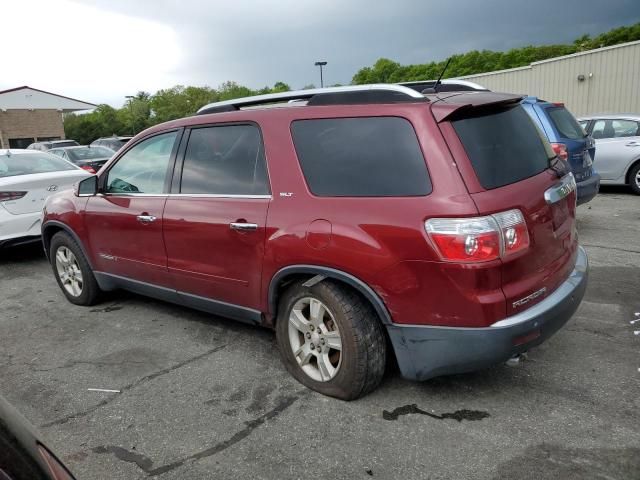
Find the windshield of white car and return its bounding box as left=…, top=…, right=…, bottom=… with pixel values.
left=0, top=153, right=77, bottom=178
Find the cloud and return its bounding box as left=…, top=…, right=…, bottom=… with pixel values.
left=2, top=0, right=639, bottom=106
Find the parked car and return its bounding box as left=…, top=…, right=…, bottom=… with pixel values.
left=577, top=114, right=640, bottom=194
left=521, top=97, right=600, bottom=205
left=42, top=85, right=588, bottom=400
left=0, top=149, right=89, bottom=248
left=90, top=136, right=133, bottom=152
left=48, top=145, right=115, bottom=174
left=26, top=140, right=80, bottom=151
left=0, top=394, right=76, bottom=480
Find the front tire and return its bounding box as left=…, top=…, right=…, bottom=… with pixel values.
left=50, top=231, right=101, bottom=306
left=629, top=162, right=640, bottom=195
left=275, top=280, right=386, bottom=400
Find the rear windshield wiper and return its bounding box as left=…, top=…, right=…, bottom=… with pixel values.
left=549, top=155, right=570, bottom=178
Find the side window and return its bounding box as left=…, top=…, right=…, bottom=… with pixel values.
left=291, top=117, right=431, bottom=197
left=591, top=120, right=607, bottom=139
left=106, top=131, right=177, bottom=194
left=592, top=119, right=640, bottom=139
left=611, top=120, right=640, bottom=137
left=180, top=124, right=269, bottom=195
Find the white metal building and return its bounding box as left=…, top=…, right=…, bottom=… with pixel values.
left=0, top=86, right=95, bottom=149
left=457, top=40, right=640, bottom=117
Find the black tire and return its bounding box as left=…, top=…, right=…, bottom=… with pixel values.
left=629, top=162, right=640, bottom=195
left=50, top=231, right=102, bottom=306
left=275, top=280, right=386, bottom=400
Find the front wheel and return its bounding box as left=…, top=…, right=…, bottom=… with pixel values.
left=50, top=232, right=101, bottom=306
left=275, top=280, right=386, bottom=400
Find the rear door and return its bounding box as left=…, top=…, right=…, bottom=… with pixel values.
left=163, top=123, right=270, bottom=317
left=444, top=104, right=577, bottom=316
left=590, top=119, right=640, bottom=181
left=84, top=130, right=180, bottom=287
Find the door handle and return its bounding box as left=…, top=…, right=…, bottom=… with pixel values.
left=137, top=214, right=157, bottom=224
left=230, top=222, right=258, bottom=231
left=625, top=142, right=639, bottom=147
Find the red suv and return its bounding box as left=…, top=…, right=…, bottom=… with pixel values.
left=42, top=85, right=588, bottom=400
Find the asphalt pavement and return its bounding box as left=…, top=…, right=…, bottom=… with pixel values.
left=1, top=186, right=639, bottom=480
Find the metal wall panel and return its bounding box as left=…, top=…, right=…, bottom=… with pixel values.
left=458, top=41, right=640, bottom=116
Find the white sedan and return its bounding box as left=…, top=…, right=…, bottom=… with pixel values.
left=0, top=149, right=90, bottom=247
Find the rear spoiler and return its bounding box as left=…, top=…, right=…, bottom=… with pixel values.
left=430, top=92, right=524, bottom=122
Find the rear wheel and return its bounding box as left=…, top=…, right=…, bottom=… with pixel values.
left=629, top=162, right=640, bottom=195
left=275, top=280, right=386, bottom=400
left=50, top=232, right=101, bottom=305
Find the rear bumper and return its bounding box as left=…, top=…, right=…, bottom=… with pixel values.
left=386, top=246, right=588, bottom=381
left=576, top=173, right=600, bottom=205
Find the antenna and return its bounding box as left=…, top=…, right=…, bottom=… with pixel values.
left=423, top=57, right=452, bottom=94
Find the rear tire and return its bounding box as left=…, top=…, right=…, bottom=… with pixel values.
left=629, top=162, right=640, bottom=195
left=275, top=280, right=386, bottom=400
left=50, top=231, right=101, bottom=306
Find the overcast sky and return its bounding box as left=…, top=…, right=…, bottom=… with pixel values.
left=2, top=0, right=638, bottom=107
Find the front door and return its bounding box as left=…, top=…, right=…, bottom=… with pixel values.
left=162, top=124, right=271, bottom=316
left=85, top=130, right=180, bottom=287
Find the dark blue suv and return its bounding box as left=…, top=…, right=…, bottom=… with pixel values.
left=521, top=97, right=600, bottom=205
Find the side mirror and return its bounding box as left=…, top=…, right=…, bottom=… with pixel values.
left=75, top=175, right=98, bottom=197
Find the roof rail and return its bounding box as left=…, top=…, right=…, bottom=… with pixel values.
left=398, top=79, right=488, bottom=93
left=196, top=84, right=426, bottom=115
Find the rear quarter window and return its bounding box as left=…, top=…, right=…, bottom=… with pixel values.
left=452, top=105, right=551, bottom=190
left=291, top=117, right=431, bottom=197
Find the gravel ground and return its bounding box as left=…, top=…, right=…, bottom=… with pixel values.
left=1, top=186, right=639, bottom=480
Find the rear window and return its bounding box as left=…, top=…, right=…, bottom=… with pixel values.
left=52, top=140, right=80, bottom=148
left=67, top=147, right=114, bottom=161
left=546, top=106, right=585, bottom=140
left=0, top=153, right=76, bottom=178
left=452, top=106, right=551, bottom=190
left=291, top=117, right=431, bottom=197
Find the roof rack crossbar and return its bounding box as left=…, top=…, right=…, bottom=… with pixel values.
left=196, top=84, right=425, bottom=115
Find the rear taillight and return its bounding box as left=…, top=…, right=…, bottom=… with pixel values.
left=425, top=209, right=530, bottom=263
left=550, top=143, right=568, bottom=161
left=0, top=191, right=27, bottom=202
left=80, top=165, right=96, bottom=174
left=38, top=445, right=75, bottom=480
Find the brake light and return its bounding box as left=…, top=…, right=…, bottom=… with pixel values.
left=551, top=143, right=568, bottom=161
left=0, top=191, right=27, bottom=202
left=38, top=445, right=75, bottom=480
left=425, top=209, right=530, bottom=263
left=80, top=165, right=96, bottom=174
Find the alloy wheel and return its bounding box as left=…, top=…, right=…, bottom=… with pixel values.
left=288, top=297, right=342, bottom=382
left=55, top=246, right=83, bottom=297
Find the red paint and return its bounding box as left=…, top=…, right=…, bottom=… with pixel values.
left=43, top=93, right=578, bottom=329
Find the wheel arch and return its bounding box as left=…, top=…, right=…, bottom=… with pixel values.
left=267, top=265, right=393, bottom=326
left=42, top=221, right=94, bottom=269
left=625, top=156, right=640, bottom=185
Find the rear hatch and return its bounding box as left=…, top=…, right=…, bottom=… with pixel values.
left=543, top=104, right=595, bottom=182
left=437, top=98, right=578, bottom=317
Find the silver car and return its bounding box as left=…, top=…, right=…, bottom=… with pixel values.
left=578, top=114, right=640, bottom=194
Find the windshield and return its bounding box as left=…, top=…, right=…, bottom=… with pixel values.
left=547, top=106, right=585, bottom=140
left=67, top=146, right=114, bottom=161
left=452, top=105, right=551, bottom=190
left=0, top=152, right=77, bottom=178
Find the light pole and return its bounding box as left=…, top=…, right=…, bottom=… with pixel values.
left=314, top=61, right=327, bottom=88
